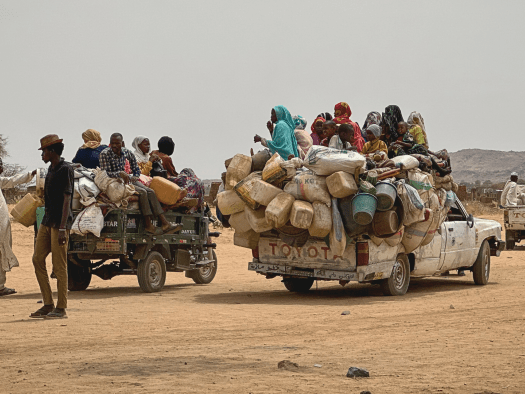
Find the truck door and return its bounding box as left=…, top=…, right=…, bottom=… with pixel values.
left=440, top=201, right=476, bottom=271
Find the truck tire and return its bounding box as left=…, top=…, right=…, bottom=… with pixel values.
left=381, top=254, right=410, bottom=296
left=188, top=251, right=218, bottom=284
left=472, top=240, right=490, bottom=285
left=283, top=277, right=315, bottom=293
left=67, top=259, right=92, bottom=291
left=137, top=251, right=166, bottom=293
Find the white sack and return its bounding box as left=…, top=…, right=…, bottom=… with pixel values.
left=392, top=155, right=419, bottom=170
left=283, top=171, right=331, bottom=207
left=78, top=177, right=101, bottom=206
left=71, top=205, right=105, bottom=237
left=303, top=146, right=366, bottom=176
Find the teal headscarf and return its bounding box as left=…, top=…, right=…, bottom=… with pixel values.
left=267, top=105, right=299, bottom=160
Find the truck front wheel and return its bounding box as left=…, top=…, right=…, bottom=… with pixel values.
left=283, top=277, right=315, bottom=293
left=381, top=254, right=410, bottom=296
left=137, top=251, right=166, bottom=293
left=187, top=251, right=218, bottom=284
left=472, top=240, right=490, bottom=285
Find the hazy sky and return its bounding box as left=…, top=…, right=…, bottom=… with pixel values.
left=1, top=1, right=523, bottom=179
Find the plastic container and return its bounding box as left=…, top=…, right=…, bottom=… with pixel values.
left=251, top=149, right=272, bottom=171
left=149, top=177, right=182, bottom=205
left=250, top=179, right=283, bottom=206
left=352, top=193, right=377, bottom=225
left=36, top=206, right=45, bottom=230
left=265, top=192, right=295, bottom=229
left=217, top=190, right=245, bottom=215
left=36, top=168, right=47, bottom=196
left=262, top=153, right=287, bottom=185
left=339, top=196, right=369, bottom=238
left=326, top=171, right=358, bottom=198
left=234, top=172, right=262, bottom=210
left=372, top=210, right=399, bottom=236
left=234, top=229, right=260, bottom=249
left=228, top=210, right=252, bottom=234
left=10, top=193, right=41, bottom=227
left=376, top=182, right=397, bottom=211
left=329, top=198, right=346, bottom=256
left=290, top=201, right=314, bottom=229
left=225, top=154, right=252, bottom=190
left=245, top=206, right=273, bottom=233
left=369, top=234, right=384, bottom=246
left=308, top=202, right=332, bottom=238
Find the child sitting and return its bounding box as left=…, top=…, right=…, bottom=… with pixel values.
left=361, top=124, right=388, bottom=157
left=329, top=124, right=357, bottom=151
left=389, top=122, right=427, bottom=157
left=320, top=120, right=338, bottom=147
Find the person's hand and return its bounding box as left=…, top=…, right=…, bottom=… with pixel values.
left=58, top=229, right=67, bottom=246
left=266, top=121, right=274, bottom=133
left=254, top=135, right=262, bottom=143
left=119, top=171, right=130, bottom=184
left=149, top=153, right=160, bottom=163
left=31, top=169, right=37, bottom=176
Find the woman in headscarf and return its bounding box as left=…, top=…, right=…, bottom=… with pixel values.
left=317, top=112, right=333, bottom=121
left=361, top=124, right=388, bottom=156
left=131, top=136, right=160, bottom=175
left=310, top=116, right=326, bottom=145
left=381, top=105, right=404, bottom=145
left=254, top=105, right=299, bottom=160
left=407, top=111, right=429, bottom=149
left=332, top=102, right=365, bottom=152
left=292, top=115, right=313, bottom=159
left=72, top=129, right=108, bottom=169
left=171, top=168, right=205, bottom=210
left=150, top=136, right=177, bottom=177
left=362, top=111, right=382, bottom=142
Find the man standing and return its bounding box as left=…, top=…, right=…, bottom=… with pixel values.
left=501, top=172, right=519, bottom=206
left=0, top=158, right=36, bottom=296
left=99, top=133, right=181, bottom=234
left=30, top=135, right=73, bottom=319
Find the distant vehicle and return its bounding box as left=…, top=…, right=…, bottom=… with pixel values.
left=250, top=199, right=504, bottom=296
left=67, top=207, right=219, bottom=293
left=503, top=205, right=525, bottom=250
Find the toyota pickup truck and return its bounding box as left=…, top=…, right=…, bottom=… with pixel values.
left=249, top=198, right=505, bottom=296
left=503, top=206, right=525, bottom=250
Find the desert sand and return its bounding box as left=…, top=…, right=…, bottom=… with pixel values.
left=1, top=214, right=524, bottom=394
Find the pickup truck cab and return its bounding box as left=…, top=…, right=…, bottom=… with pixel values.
left=249, top=198, right=505, bottom=296
left=503, top=205, right=525, bottom=250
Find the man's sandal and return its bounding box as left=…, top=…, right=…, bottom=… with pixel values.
left=30, top=305, right=54, bottom=318
left=44, top=308, right=68, bottom=319
left=0, top=287, right=16, bottom=296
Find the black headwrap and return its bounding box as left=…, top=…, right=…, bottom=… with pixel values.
left=317, top=112, right=333, bottom=121
left=382, top=105, right=404, bottom=143
left=158, top=136, right=175, bottom=156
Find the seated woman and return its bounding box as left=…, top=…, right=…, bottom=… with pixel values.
left=253, top=105, right=299, bottom=160
left=72, top=129, right=108, bottom=169
left=171, top=168, right=205, bottom=210
left=132, top=136, right=160, bottom=175
left=151, top=137, right=177, bottom=178
left=361, top=125, right=388, bottom=156
left=310, top=116, right=326, bottom=145
left=407, top=111, right=429, bottom=149
left=292, top=115, right=313, bottom=159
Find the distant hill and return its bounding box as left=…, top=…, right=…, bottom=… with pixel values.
left=450, top=149, right=525, bottom=184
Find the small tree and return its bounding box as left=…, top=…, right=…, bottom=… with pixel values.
left=0, top=134, right=8, bottom=159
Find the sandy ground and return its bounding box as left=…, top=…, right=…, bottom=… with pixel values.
left=1, top=213, right=524, bottom=394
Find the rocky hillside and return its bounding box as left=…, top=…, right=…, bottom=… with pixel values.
left=450, top=149, right=525, bottom=184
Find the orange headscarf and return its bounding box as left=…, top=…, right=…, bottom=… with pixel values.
left=80, top=129, right=102, bottom=149
left=333, top=102, right=364, bottom=152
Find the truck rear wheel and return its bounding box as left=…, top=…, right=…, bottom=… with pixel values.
left=381, top=254, right=410, bottom=296
left=137, top=251, right=166, bottom=293
left=283, top=277, right=315, bottom=293
left=188, top=251, right=218, bottom=284
left=473, top=240, right=490, bottom=285
left=67, top=259, right=92, bottom=291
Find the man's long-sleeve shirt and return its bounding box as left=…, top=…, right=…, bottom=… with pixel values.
left=99, top=147, right=141, bottom=178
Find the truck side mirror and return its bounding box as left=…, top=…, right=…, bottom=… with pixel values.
left=467, top=214, right=474, bottom=229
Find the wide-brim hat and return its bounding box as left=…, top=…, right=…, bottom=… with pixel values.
left=38, top=134, right=63, bottom=150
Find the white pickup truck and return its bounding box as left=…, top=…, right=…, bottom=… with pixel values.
left=503, top=206, right=525, bottom=250
left=249, top=199, right=505, bottom=296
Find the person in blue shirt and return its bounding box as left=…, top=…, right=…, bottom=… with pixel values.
left=72, top=129, right=108, bottom=169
